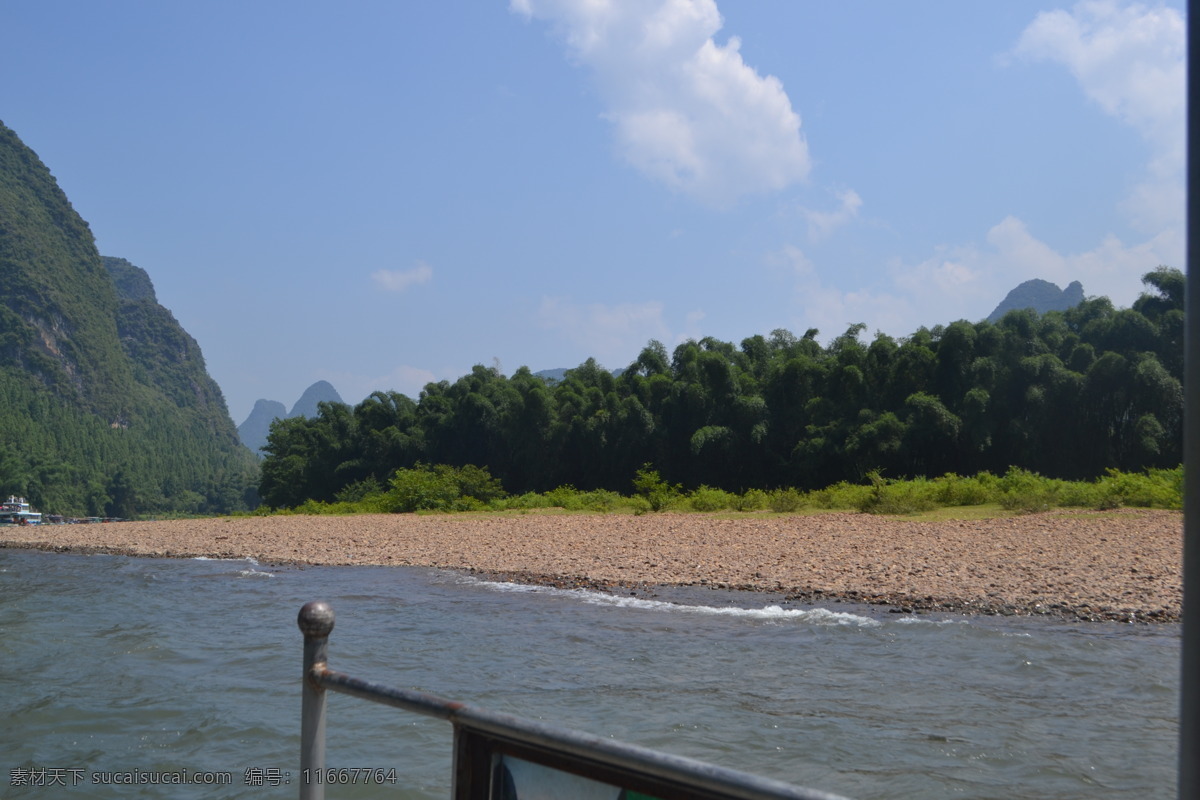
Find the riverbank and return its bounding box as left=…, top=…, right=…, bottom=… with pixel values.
left=0, top=508, right=1181, bottom=622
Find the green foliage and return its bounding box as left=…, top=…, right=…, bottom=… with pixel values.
left=571, top=488, right=623, bottom=512
left=284, top=498, right=363, bottom=516
left=807, top=481, right=873, bottom=510
left=451, top=463, right=507, bottom=504
left=732, top=488, right=768, bottom=512
left=578, top=489, right=623, bottom=512
left=767, top=488, right=806, bottom=513
left=632, top=464, right=682, bottom=512
left=253, top=460, right=1182, bottom=519
left=524, top=485, right=624, bottom=512
left=931, top=472, right=997, bottom=506
left=997, top=467, right=1061, bottom=513
left=501, top=491, right=553, bottom=510
left=688, top=485, right=735, bottom=512
left=382, top=462, right=504, bottom=513
left=857, top=472, right=939, bottom=515
left=335, top=476, right=383, bottom=503
left=1092, top=466, right=1182, bottom=509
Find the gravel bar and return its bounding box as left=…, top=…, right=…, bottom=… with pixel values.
left=1, top=509, right=1181, bottom=622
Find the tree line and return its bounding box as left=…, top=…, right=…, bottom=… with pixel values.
left=259, top=268, right=1183, bottom=509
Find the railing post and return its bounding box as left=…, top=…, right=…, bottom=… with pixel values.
left=299, top=601, right=335, bottom=800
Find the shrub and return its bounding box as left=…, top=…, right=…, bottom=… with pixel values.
left=385, top=465, right=457, bottom=512
left=997, top=467, right=1060, bottom=513
left=732, top=489, right=768, bottom=512
left=767, top=487, right=806, bottom=513
left=500, top=491, right=552, bottom=510
left=857, top=472, right=938, bottom=515
left=1056, top=480, right=1105, bottom=509
left=931, top=472, right=995, bottom=506
left=290, top=498, right=359, bottom=515
left=543, top=485, right=581, bottom=509
left=451, top=464, right=507, bottom=504
left=689, top=485, right=734, bottom=512
left=535, top=485, right=622, bottom=512
left=449, top=496, right=487, bottom=512
left=576, top=489, right=623, bottom=512
left=1093, top=466, right=1183, bottom=509
left=632, top=464, right=681, bottom=512
left=810, top=481, right=871, bottom=510
left=383, top=463, right=506, bottom=513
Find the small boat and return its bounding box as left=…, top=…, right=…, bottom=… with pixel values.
left=0, top=496, right=42, bottom=525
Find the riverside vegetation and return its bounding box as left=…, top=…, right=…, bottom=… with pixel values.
left=260, top=461, right=1182, bottom=518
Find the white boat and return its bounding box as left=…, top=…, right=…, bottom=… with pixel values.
left=0, top=496, right=42, bottom=525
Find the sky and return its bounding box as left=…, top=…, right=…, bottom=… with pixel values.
left=1, top=0, right=1186, bottom=425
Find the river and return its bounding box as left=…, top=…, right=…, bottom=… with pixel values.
left=0, top=548, right=1180, bottom=799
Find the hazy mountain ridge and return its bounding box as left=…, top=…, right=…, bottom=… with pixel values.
left=238, top=381, right=343, bottom=454
left=290, top=380, right=343, bottom=418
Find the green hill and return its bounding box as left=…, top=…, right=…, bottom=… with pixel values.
left=0, top=121, right=257, bottom=517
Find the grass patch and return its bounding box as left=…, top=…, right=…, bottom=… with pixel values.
left=893, top=503, right=1014, bottom=521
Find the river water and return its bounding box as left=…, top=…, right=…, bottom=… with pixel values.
left=0, top=548, right=1180, bottom=799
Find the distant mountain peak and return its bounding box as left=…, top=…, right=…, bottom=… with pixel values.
left=237, top=381, right=345, bottom=454
left=987, top=279, right=1085, bottom=323
left=289, top=380, right=343, bottom=418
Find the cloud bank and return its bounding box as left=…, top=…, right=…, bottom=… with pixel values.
left=512, top=0, right=810, bottom=206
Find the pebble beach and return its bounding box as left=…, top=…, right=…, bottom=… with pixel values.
left=1, top=509, right=1182, bottom=622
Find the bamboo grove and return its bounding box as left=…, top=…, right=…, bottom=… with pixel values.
left=259, top=268, right=1183, bottom=509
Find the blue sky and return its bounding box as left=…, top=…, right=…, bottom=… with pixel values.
left=2, top=1, right=1185, bottom=425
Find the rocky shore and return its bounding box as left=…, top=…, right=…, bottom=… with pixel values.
left=0, top=509, right=1182, bottom=622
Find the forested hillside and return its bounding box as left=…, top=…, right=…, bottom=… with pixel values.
left=0, top=121, right=258, bottom=516
left=260, top=267, right=1183, bottom=508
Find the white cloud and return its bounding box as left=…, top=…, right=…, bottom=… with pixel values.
left=538, top=296, right=671, bottom=366
left=1012, top=1, right=1185, bottom=233
left=512, top=0, right=810, bottom=206
left=371, top=261, right=433, bottom=292
left=800, top=188, right=862, bottom=242
left=1014, top=1, right=1183, bottom=146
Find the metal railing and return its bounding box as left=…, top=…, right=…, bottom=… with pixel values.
left=298, top=600, right=852, bottom=800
